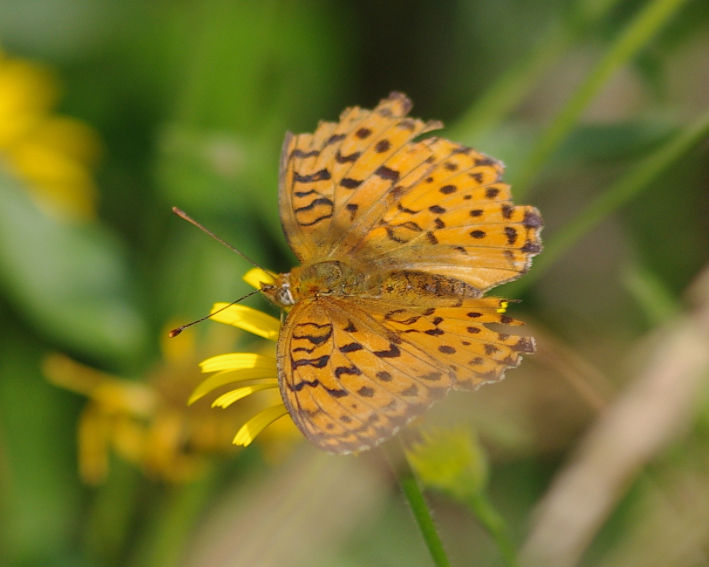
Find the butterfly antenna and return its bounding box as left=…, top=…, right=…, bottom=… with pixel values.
left=172, top=207, right=271, bottom=274
left=168, top=288, right=262, bottom=337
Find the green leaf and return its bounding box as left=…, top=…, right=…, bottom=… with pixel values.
left=0, top=172, right=147, bottom=365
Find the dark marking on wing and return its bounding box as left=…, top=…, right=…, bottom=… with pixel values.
left=291, top=149, right=320, bottom=159
left=373, top=343, right=401, bottom=358
left=340, top=178, right=362, bottom=189
left=376, top=166, right=400, bottom=182
left=335, top=150, right=361, bottom=164
left=357, top=386, right=375, bottom=398
left=334, top=365, right=362, bottom=379
left=293, top=169, right=331, bottom=183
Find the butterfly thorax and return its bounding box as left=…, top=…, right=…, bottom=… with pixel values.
left=263, top=260, right=483, bottom=309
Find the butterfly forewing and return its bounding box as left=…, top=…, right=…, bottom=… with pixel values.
left=279, top=93, right=442, bottom=262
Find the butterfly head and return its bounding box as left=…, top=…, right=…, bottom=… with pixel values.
left=260, top=273, right=296, bottom=308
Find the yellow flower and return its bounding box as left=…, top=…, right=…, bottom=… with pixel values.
left=191, top=268, right=302, bottom=449
left=44, top=319, right=296, bottom=484
left=0, top=48, right=100, bottom=219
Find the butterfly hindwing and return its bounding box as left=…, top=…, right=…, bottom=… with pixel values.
left=278, top=296, right=456, bottom=453
left=277, top=293, right=534, bottom=454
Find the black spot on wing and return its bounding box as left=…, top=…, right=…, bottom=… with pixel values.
left=334, top=365, right=362, bottom=379
left=524, top=209, right=543, bottom=228
left=291, top=149, right=320, bottom=159
left=325, top=133, right=346, bottom=146
left=340, top=178, right=362, bottom=189
left=357, top=386, right=375, bottom=398
left=376, top=166, right=400, bottom=182
left=291, top=355, right=330, bottom=370
left=346, top=203, right=358, bottom=220
left=375, top=139, right=391, bottom=153
left=326, top=387, right=348, bottom=398
left=293, top=169, right=331, bottom=183
left=335, top=150, right=361, bottom=164
left=521, top=241, right=542, bottom=254
left=373, top=343, right=401, bottom=358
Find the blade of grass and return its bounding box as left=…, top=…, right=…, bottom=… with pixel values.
left=513, top=0, right=693, bottom=195
left=449, top=0, right=625, bottom=142
left=622, top=262, right=681, bottom=325
left=448, top=20, right=570, bottom=142
left=506, top=110, right=709, bottom=296
left=467, top=492, right=520, bottom=567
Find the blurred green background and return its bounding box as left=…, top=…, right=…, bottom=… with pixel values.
left=0, top=0, right=708, bottom=566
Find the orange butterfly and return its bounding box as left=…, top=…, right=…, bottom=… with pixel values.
left=261, top=92, right=542, bottom=454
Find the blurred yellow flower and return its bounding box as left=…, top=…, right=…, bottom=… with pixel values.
left=44, top=320, right=298, bottom=484
left=0, top=48, right=101, bottom=219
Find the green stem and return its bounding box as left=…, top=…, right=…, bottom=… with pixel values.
left=505, top=110, right=709, bottom=296
left=513, top=0, right=692, bottom=195
left=386, top=441, right=452, bottom=567
left=467, top=493, right=519, bottom=567
left=448, top=19, right=570, bottom=143
left=448, top=0, right=626, bottom=143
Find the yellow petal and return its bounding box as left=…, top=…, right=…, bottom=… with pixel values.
left=234, top=404, right=289, bottom=447
left=199, top=353, right=276, bottom=373
left=77, top=404, right=111, bottom=485
left=189, top=368, right=278, bottom=405
left=211, top=382, right=279, bottom=408
left=92, top=381, right=156, bottom=417
left=210, top=304, right=280, bottom=341
left=43, top=353, right=111, bottom=395
left=243, top=268, right=277, bottom=289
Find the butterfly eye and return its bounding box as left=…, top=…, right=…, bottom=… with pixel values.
left=276, top=284, right=295, bottom=306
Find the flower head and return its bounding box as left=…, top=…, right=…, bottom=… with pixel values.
left=188, top=268, right=304, bottom=450
left=0, top=48, right=101, bottom=220
left=45, top=318, right=297, bottom=484
left=405, top=425, right=489, bottom=501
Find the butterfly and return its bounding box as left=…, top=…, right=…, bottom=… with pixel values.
left=260, top=92, right=542, bottom=454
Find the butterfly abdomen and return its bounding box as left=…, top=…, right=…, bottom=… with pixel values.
left=371, top=271, right=483, bottom=304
